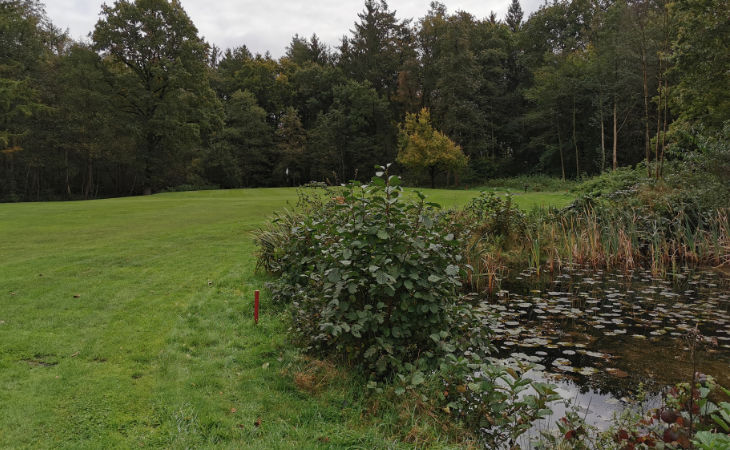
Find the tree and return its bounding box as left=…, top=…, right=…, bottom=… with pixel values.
left=210, top=45, right=252, bottom=99
left=92, top=0, right=215, bottom=194
left=308, top=80, right=393, bottom=182
left=338, top=0, right=415, bottom=101
left=0, top=0, right=55, bottom=200
left=397, top=108, right=467, bottom=188
left=275, top=107, right=307, bottom=185
left=215, top=53, right=292, bottom=121
left=220, top=90, right=274, bottom=187
left=285, top=34, right=332, bottom=66
left=592, top=0, right=642, bottom=170
left=287, top=62, right=347, bottom=128
left=669, top=0, right=729, bottom=133
left=51, top=44, right=135, bottom=199
left=419, top=7, right=487, bottom=160
left=505, top=0, right=523, bottom=33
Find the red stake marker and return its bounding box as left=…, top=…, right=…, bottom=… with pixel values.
left=254, top=290, right=260, bottom=324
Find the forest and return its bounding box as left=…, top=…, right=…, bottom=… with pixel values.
left=1, top=0, right=727, bottom=201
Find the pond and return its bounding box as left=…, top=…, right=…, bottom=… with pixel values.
left=480, top=266, right=730, bottom=430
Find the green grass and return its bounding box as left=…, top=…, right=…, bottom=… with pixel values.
left=0, top=186, right=571, bottom=448
left=407, top=188, right=573, bottom=210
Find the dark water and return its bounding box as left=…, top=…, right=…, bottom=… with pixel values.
left=481, top=266, right=730, bottom=430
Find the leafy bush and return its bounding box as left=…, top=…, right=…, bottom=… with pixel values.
left=259, top=167, right=490, bottom=378
left=162, top=183, right=220, bottom=192
left=463, top=192, right=527, bottom=242
left=254, top=182, right=337, bottom=275
left=573, top=166, right=647, bottom=197
left=475, top=174, right=575, bottom=192
left=444, top=362, right=561, bottom=448
left=665, top=123, right=730, bottom=212
left=452, top=192, right=529, bottom=293
left=536, top=376, right=730, bottom=449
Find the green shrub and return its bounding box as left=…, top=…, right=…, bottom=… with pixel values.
left=254, top=182, right=337, bottom=275
left=463, top=192, right=527, bottom=242
left=259, top=167, right=490, bottom=378
left=573, top=166, right=647, bottom=196
left=162, top=183, right=220, bottom=192
left=475, top=175, right=575, bottom=192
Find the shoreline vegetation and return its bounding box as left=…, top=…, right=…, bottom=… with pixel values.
left=254, top=159, right=729, bottom=447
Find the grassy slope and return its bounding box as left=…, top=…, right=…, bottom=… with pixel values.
left=0, top=187, right=570, bottom=448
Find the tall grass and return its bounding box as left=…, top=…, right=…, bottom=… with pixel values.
left=528, top=207, right=730, bottom=275
left=458, top=187, right=729, bottom=294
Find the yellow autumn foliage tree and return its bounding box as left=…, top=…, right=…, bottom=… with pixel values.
left=397, top=108, right=467, bottom=188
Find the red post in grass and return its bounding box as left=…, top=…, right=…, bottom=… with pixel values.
left=254, top=290, right=260, bottom=324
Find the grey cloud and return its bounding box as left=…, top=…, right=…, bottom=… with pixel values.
left=44, top=0, right=543, bottom=57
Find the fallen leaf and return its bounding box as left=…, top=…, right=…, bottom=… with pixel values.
left=71, top=352, right=79, bottom=357
left=606, top=368, right=629, bottom=378
left=262, top=362, right=270, bottom=369
left=230, top=408, right=237, bottom=414
left=254, top=417, right=262, bottom=427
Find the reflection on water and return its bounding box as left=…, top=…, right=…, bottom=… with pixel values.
left=482, top=266, right=730, bottom=431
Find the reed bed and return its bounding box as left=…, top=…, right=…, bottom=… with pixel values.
left=525, top=207, right=730, bottom=276
left=457, top=189, right=729, bottom=293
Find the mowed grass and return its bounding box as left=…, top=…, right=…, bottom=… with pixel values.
left=0, top=187, right=571, bottom=448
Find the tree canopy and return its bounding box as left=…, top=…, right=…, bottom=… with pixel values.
left=1, top=0, right=726, bottom=201
left=397, top=108, right=467, bottom=188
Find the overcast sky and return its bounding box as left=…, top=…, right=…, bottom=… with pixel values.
left=45, top=0, right=542, bottom=57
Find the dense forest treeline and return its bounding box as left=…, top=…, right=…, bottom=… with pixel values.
left=1, top=0, right=727, bottom=201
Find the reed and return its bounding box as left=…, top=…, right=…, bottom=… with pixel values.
left=530, top=207, right=730, bottom=274
left=455, top=185, right=728, bottom=294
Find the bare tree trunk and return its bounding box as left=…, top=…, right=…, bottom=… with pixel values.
left=143, top=131, right=155, bottom=195
left=572, top=95, right=580, bottom=178
left=659, top=7, right=670, bottom=180
left=555, top=113, right=566, bottom=181
left=600, top=100, right=606, bottom=172
left=84, top=157, right=93, bottom=199
left=659, top=80, right=668, bottom=178
left=656, top=3, right=670, bottom=180
left=654, top=79, right=662, bottom=178
left=64, top=148, right=71, bottom=198
left=612, top=99, right=618, bottom=170
left=35, top=167, right=40, bottom=201
left=641, top=45, right=651, bottom=176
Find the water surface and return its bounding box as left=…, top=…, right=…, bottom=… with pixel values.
left=482, top=266, right=730, bottom=429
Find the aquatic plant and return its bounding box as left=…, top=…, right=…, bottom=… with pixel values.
left=532, top=332, right=730, bottom=449
left=528, top=199, right=729, bottom=275
left=452, top=192, right=527, bottom=292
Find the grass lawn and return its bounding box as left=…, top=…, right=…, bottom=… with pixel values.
left=0, top=187, right=571, bottom=448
